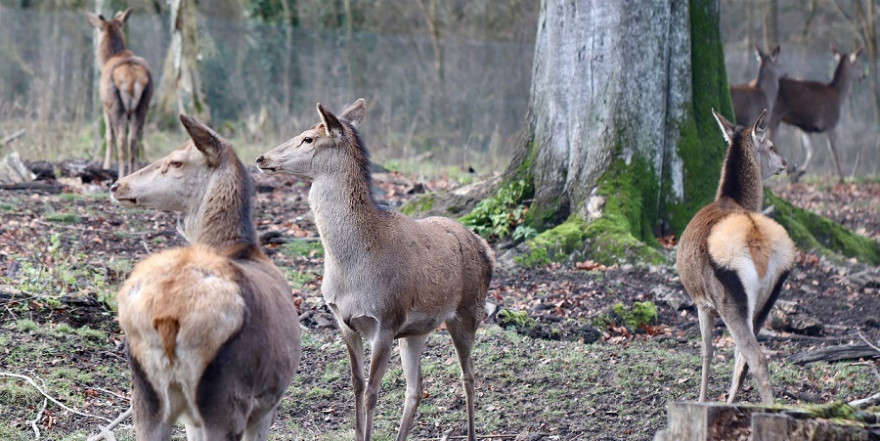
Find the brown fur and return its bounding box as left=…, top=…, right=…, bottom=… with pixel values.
left=86, top=8, right=153, bottom=177
left=768, top=48, right=863, bottom=182
left=114, top=115, right=300, bottom=440
left=677, top=109, right=796, bottom=405
left=256, top=99, right=494, bottom=441
left=731, top=45, right=785, bottom=127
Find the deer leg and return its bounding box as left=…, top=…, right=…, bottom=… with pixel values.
left=395, top=334, right=429, bottom=441
left=447, top=318, right=479, bottom=441
left=102, top=110, right=115, bottom=171
left=726, top=320, right=774, bottom=404
left=789, top=131, right=813, bottom=183
left=827, top=129, right=845, bottom=183
left=243, top=408, right=275, bottom=441
left=114, top=119, right=128, bottom=177
left=127, top=117, right=141, bottom=175
left=727, top=348, right=749, bottom=403
left=339, top=325, right=367, bottom=441
left=364, top=331, right=394, bottom=441
left=697, top=308, right=716, bottom=402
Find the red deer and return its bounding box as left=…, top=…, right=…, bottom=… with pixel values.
left=676, top=109, right=796, bottom=404
left=111, top=115, right=301, bottom=440
left=730, top=45, right=786, bottom=127
left=255, top=99, right=494, bottom=441
left=769, top=47, right=864, bottom=182
left=87, top=8, right=152, bottom=177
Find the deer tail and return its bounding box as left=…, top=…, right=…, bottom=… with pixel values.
left=153, top=317, right=180, bottom=365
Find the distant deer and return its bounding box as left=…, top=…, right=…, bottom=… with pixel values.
left=255, top=99, right=494, bottom=441
left=111, top=114, right=301, bottom=440
left=769, top=47, right=864, bottom=182
left=730, top=45, right=786, bottom=127
left=676, top=109, right=796, bottom=404
left=87, top=8, right=153, bottom=177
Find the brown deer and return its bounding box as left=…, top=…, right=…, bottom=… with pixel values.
left=769, top=47, right=864, bottom=182
left=111, top=114, right=301, bottom=440
left=730, top=45, right=786, bottom=127
left=676, top=109, right=796, bottom=404
left=255, top=99, right=494, bottom=441
left=87, top=8, right=153, bottom=177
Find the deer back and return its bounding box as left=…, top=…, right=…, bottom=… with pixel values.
left=731, top=46, right=785, bottom=126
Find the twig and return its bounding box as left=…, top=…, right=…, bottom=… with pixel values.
left=0, top=372, right=112, bottom=423
left=849, top=391, right=880, bottom=408
left=857, top=329, right=880, bottom=354
left=3, top=304, right=18, bottom=321
left=423, top=434, right=546, bottom=440
left=29, top=378, right=48, bottom=439
left=92, top=386, right=131, bottom=402
left=141, top=238, right=151, bottom=254
left=86, top=405, right=132, bottom=441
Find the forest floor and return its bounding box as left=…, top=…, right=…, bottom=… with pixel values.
left=0, top=166, right=879, bottom=441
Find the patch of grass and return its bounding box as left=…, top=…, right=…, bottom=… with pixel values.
left=75, top=326, right=107, bottom=341
left=279, top=240, right=325, bottom=259
left=0, top=202, right=18, bottom=212
left=287, top=269, right=319, bottom=289
left=59, top=193, right=89, bottom=202
left=45, top=212, right=80, bottom=224
left=54, top=322, right=74, bottom=335
left=496, top=308, right=536, bottom=334
left=13, top=319, right=40, bottom=333
left=612, top=301, right=658, bottom=329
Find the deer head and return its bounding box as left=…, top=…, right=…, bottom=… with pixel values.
left=714, top=108, right=787, bottom=181
left=755, top=44, right=787, bottom=86
left=256, top=99, right=366, bottom=180
left=832, top=46, right=865, bottom=82
left=111, top=114, right=229, bottom=212
left=86, top=8, right=132, bottom=61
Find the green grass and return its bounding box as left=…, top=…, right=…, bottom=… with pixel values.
left=44, top=212, right=80, bottom=224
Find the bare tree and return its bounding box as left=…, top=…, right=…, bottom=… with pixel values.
left=155, top=0, right=210, bottom=126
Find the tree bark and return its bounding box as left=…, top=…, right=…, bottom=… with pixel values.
left=761, top=0, right=778, bottom=51
left=155, top=0, right=210, bottom=127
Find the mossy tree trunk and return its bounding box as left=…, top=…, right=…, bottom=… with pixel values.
left=498, top=0, right=730, bottom=266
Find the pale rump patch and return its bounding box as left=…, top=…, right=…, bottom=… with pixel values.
left=707, top=212, right=795, bottom=279
left=117, top=245, right=245, bottom=421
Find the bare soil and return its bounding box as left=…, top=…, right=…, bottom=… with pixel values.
left=0, top=169, right=878, bottom=441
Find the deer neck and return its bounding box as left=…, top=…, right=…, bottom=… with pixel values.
left=830, top=59, right=854, bottom=101
left=97, top=31, right=127, bottom=65
left=308, top=164, right=383, bottom=266
left=183, top=160, right=258, bottom=251
left=716, top=131, right=763, bottom=212
left=756, top=68, right=780, bottom=108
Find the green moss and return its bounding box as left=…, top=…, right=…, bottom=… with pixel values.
left=400, top=193, right=434, bottom=216
left=496, top=309, right=536, bottom=334
left=45, top=212, right=80, bottom=224
left=515, top=216, right=588, bottom=266
left=766, top=191, right=880, bottom=264
left=613, top=301, right=658, bottom=329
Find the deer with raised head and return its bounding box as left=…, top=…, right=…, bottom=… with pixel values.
left=677, top=109, right=796, bottom=404
left=110, top=114, right=301, bottom=440
left=769, top=47, right=864, bottom=182
left=731, top=45, right=786, bottom=127
left=255, top=99, right=494, bottom=441
left=87, top=8, right=153, bottom=177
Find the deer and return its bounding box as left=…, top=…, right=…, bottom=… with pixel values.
left=255, top=99, right=494, bottom=441
left=86, top=8, right=153, bottom=178
left=769, top=47, right=864, bottom=183
left=676, top=109, right=796, bottom=405
left=110, top=114, right=301, bottom=440
left=730, top=45, right=786, bottom=127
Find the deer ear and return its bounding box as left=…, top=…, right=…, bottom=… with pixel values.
left=712, top=108, right=736, bottom=145
left=851, top=47, right=864, bottom=62
left=86, top=12, right=104, bottom=29
left=179, top=114, right=223, bottom=166
left=753, top=44, right=764, bottom=62
left=752, top=109, right=769, bottom=143
left=317, top=103, right=344, bottom=137
left=831, top=46, right=842, bottom=61
left=771, top=45, right=781, bottom=59
left=339, top=99, right=366, bottom=128
left=114, top=8, right=133, bottom=24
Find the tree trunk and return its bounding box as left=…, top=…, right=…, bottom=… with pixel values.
left=762, top=0, right=778, bottom=51
left=482, top=0, right=729, bottom=265
left=155, top=0, right=210, bottom=127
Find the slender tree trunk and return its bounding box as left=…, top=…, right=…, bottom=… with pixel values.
left=155, top=0, right=210, bottom=127
left=762, top=0, right=778, bottom=51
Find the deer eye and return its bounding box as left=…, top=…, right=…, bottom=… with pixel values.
left=170, top=160, right=183, bottom=168
left=303, top=137, right=313, bottom=144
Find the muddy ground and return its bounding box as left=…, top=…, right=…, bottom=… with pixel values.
left=0, top=168, right=878, bottom=440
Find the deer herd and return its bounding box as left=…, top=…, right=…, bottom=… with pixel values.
left=80, top=7, right=864, bottom=441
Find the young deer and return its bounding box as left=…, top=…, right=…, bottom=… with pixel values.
left=255, top=99, right=494, bottom=441
left=730, top=45, right=786, bottom=127
left=111, top=115, right=301, bottom=440
left=769, top=47, right=864, bottom=182
left=87, top=8, right=153, bottom=177
left=676, top=109, right=796, bottom=404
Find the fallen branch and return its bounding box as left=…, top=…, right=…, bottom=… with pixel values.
left=849, top=391, right=880, bottom=408
left=857, top=329, right=880, bottom=354
left=29, top=377, right=48, bottom=439
left=789, top=343, right=880, bottom=365
left=0, top=129, right=25, bottom=147
left=0, top=372, right=112, bottom=423
left=424, top=434, right=549, bottom=440
left=86, top=406, right=132, bottom=441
